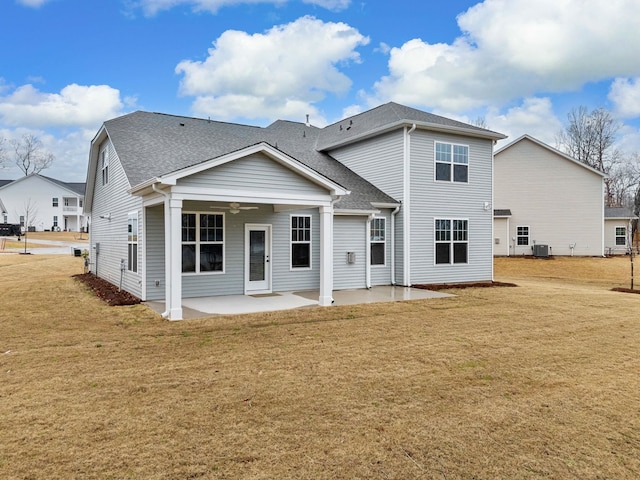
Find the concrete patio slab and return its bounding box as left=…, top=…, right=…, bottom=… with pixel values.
left=144, top=285, right=452, bottom=319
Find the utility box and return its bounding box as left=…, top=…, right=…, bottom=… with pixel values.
left=346, top=252, right=356, bottom=264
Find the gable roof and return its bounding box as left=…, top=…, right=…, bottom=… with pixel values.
left=317, top=102, right=506, bottom=150
left=0, top=173, right=85, bottom=196
left=495, top=134, right=607, bottom=178
left=88, top=110, right=399, bottom=211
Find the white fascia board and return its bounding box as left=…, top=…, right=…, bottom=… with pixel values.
left=370, top=202, right=401, bottom=209
left=334, top=209, right=380, bottom=216
left=149, top=142, right=348, bottom=197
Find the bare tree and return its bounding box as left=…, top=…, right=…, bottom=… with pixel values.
left=0, top=137, right=6, bottom=169
left=11, top=134, right=54, bottom=176
left=16, top=199, right=39, bottom=254
left=473, top=116, right=488, bottom=129
left=556, top=107, right=621, bottom=205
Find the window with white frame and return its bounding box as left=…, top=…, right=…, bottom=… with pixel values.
left=52, top=197, right=58, bottom=207
left=370, top=217, right=386, bottom=266
left=181, top=213, right=224, bottom=273
left=435, top=219, right=468, bottom=264
left=615, top=226, right=627, bottom=246
left=127, top=212, right=138, bottom=273
left=435, top=142, right=469, bottom=183
left=64, top=198, right=70, bottom=207
left=291, top=215, right=311, bottom=269
left=100, top=146, right=109, bottom=185
left=19, top=216, right=24, bottom=227
left=516, top=226, right=529, bottom=246
left=53, top=216, right=58, bottom=228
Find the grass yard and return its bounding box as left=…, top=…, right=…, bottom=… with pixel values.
left=1, top=231, right=88, bottom=250
left=0, top=254, right=639, bottom=479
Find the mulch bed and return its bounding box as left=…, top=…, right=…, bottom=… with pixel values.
left=73, top=273, right=142, bottom=306
left=611, top=287, right=640, bottom=295
left=414, top=281, right=518, bottom=291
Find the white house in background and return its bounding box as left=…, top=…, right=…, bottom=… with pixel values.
left=604, top=206, right=636, bottom=255
left=0, top=174, right=86, bottom=232
left=84, top=102, right=506, bottom=320
left=493, top=134, right=606, bottom=257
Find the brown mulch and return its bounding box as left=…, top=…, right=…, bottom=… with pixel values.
left=73, top=273, right=142, bottom=306
left=611, top=287, right=640, bottom=295
left=414, top=280, right=518, bottom=291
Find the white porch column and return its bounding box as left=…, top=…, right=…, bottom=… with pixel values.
left=166, top=198, right=183, bottom=320
left=319, top=205, right=333, bottom=306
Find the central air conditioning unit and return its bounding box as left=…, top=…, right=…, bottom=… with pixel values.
left=533, top=244, right=549, bottom=258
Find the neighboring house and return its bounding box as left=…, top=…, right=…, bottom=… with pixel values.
left=604, top=206, right=636, bottom=255
left=493, top=135, right=606, bottom=257
left=0, top=174, right=86, bottom=232
left=85, top=102, right=506, bottom=320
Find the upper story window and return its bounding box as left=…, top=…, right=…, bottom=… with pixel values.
left=127, top=212, right=138, bottom=273
left=52, top=197, right=58, bottom=207
left=370, top=217, right=386, bottom=266
left=64, top=198, right=70, bottom=207
left=100, top=146, right=109, bottom=185
left=291, top=215, right=311, bottom=269
left=516, top=226, right=529, bottom=246
left=435, top=219, right=468, bottom=264
left=435, top=142, right=469, bottom=183
left=615, top=226, right=627, bottom=246
left=181, top=213, right=224, bottom=274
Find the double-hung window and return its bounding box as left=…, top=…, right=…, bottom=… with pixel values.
left=127, top=212, right=138, bottom=273
left=53, top=216, right=58, bottom=228
left=435, top=219, right=468, bottom=264
left=435, top=142, right=469, bottom=183
left=182, top=213, right=224, bottom=273
left=100, top=146, right=109, bottom=185
left=370, top=217, right=386, bottom=266
left=516, top=226, right=529, bottom=246
left=615, top=226, right=627, bottom=246
left=291, top=215, right=311, bottom=269
left=52, top=197, right=58, bottom=207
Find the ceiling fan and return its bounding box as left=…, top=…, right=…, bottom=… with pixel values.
left=212, top=202, right=259, bottom=214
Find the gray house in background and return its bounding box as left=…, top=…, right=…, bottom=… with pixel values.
left=84, top=102, right=505, bottom=320
left=604, top=206, right=636, bottom=255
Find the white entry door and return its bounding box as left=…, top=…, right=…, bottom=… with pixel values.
left=245, top=224, right=272, bottom=294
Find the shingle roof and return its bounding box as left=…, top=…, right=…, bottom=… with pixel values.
left=316, top=102, right=505, bottom=150
left=0, top=180, right=14, bottom=188
left=104, top=111, right=398, bottom=210
left=605, top=206, right=636, bottom=219
left=493, top=209, right=512, bottom=217
left=40, top=175, right=86, bottom=195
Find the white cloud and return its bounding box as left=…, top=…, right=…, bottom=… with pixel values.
left=131, top=0, right=348, bottom=16
left=176, top=16, right=368, bottom=122
left=370, top=0, right=640, bottom=112
left=485, top=97, right=564, bottom=148
left=0, top=84, right=124, bottom=129
left=609, top=78, right=640, bottom=119
left=16, top=0, right=51, bottom=7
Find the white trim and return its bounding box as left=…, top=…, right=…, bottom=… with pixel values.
left=434, top=141, right=469, bottom=183
left=157, top=186, right=335, bottom=206
left=403, top=125, right=413, bottom=286
left=516, top=225, right=530, bottom=247
left=615, top=225, right=628, bottom=247
left=434, top=218, right=470, bottom=266
left=290, top=214, right=312, bottom=271
left=244, top=224, right=272, bottom=294
left=127, top=211, right=139, bottom=274
left=370, top=216, right=387, bottom=267
left=181, top=211, right=226, bottom=275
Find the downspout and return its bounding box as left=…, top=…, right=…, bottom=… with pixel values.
left=390, top=205, right=400, bottom=285
left=329, top=195, right=342, bottom=303
left=152, top=183, right=171, bottom=318
left=403, top=124, right=416, bottom=286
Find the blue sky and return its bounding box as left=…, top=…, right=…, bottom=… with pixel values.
left=1, top=0, right=640, bottom=181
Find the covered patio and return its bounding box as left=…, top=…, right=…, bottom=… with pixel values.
left=144, top=285, right=453, bottom=319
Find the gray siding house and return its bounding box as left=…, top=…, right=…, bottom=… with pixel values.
left=85, top=102, right=505, bottom=320
left=493, top=135, right=607, bottom=257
